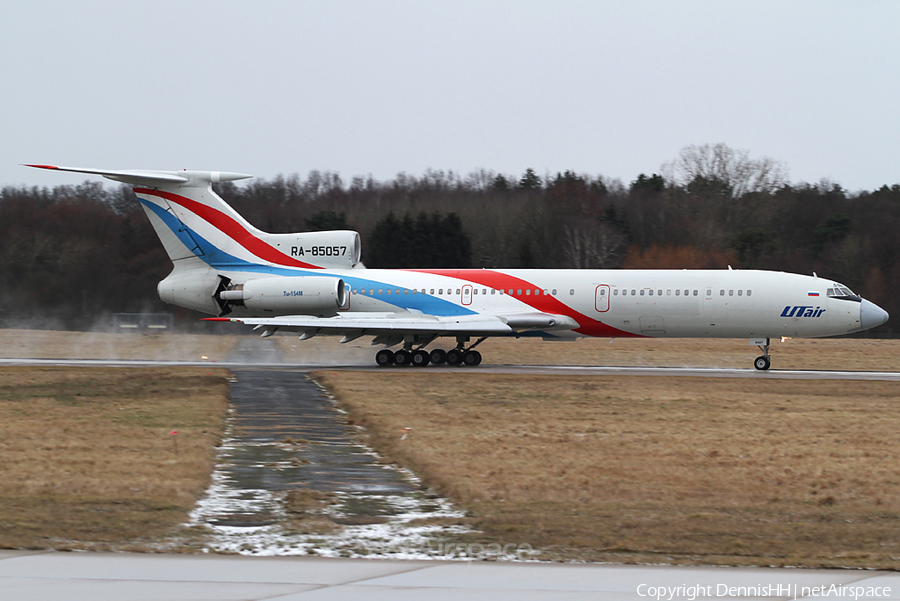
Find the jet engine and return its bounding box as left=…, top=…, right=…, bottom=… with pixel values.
left=218, top=276, right=347, bottom=315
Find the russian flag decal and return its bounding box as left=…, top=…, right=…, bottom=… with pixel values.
left=808, top=291, right=820, bottom=296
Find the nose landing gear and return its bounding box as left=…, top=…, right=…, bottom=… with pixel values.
left=754, top=338, right=771, bottom=371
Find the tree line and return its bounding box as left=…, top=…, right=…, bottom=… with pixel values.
left=1, top=144, right=898, bottom=333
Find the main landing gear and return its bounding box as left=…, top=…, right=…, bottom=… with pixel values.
left=375, top=337, right=486, bottom=368
left=754, top=338, right=771, bottom=371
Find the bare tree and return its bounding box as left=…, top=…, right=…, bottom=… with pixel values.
left=663, top=143, right=788, bottom=198
left=562, top=221, right=627, bottom=269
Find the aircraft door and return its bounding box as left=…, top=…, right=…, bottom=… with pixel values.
left=595, top=285, right=610, bottom=312
left=702, top=285, right=722, bottom=328
left=461, top=284, right=473, bottom=306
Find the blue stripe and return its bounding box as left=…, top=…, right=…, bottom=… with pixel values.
left=141, top=199, right=475, bottom=317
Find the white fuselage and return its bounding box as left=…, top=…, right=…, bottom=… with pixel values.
left=217, top=266, right=863, bottom=340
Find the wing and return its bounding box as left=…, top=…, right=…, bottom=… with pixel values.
left=204, top=311, right=578, bottom=345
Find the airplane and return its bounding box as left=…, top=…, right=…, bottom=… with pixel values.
left=27, top=165, right=889, bottom=370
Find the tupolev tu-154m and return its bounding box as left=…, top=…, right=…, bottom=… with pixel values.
left=28, top=165, right=889, bottom=370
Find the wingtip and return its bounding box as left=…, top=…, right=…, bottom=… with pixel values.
left=23, top=164, right=59, bottom=170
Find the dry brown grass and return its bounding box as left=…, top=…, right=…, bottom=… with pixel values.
left=313, top=370, right=900, bottom=568
left=0, top=367, right=229, bottom=551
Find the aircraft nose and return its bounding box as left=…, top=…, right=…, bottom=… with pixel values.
left=860, top=299, right=889, bottom=331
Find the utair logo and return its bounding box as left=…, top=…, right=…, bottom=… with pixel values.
left=781, top=306, right=825, bottom=318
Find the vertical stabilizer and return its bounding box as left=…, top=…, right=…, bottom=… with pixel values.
left=25, top=165, right=362, bottom=271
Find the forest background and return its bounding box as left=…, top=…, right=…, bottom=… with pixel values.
left=1, top=144, right=897, bottom=335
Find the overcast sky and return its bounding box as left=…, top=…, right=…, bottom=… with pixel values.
left=3, top=0, right=899, bottom=192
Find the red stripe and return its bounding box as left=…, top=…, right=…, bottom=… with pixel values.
left=24, top=164, right=60, bottom=170
left=412, top=269, right=641, bottom=338
left=135, top=188, right=321, bottom=269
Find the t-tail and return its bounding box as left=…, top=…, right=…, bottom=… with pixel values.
left=25, top=165, right=362, bottom=314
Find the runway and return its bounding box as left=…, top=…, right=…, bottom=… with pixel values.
left=3, top=550, right=899, bottom=601
left=2, top=357, right=899, bottom=381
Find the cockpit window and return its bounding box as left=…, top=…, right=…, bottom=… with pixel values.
left=827, top=285, right=861, bottom=301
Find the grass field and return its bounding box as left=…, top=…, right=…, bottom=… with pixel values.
left=0, top=366, right=229, bottom=551
left=313, top=370, right=900, bottom=568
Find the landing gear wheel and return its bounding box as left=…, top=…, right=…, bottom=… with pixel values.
left=394, top=349, right=412, bottom=366
left=463, top=350, right=482, bottom=366
left=412, top=350, right=430, bottom=367
left=446, top=348, right=464, bottom=366
left=375, top=349, right=395, bottom=367
left=429, top=349, right=447, bottom=365
left=754, top=355, right=771, bottom=371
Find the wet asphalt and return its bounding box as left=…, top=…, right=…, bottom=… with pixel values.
left=225, top=369, right=413, bottom=494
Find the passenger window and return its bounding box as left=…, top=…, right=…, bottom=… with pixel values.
left=404, top=289, right=409, bottom=295
left=438, top=289, right=443, bottom=294
left=684, top=290, right=689, bottom=296
left=632, top=290, right=636, bottom=295
left=738, top=290, right=743, bottom=296
left=552, top=289, right=557, bottom=295
left=693, top=290, right=698, bottom=296
left=649, top=289, right=654, bottom=296
left=747, top=290, right=752, bottom=297
left=614, top=289, right=619, bottom=295
left=473, top=289, right=478, bottom=295
left=569, top=289, right=575, bottom=295
left=378, top=289, right=383, bottom=294
left=396, top=289, right=401, bottom=295
left=456, top=289, right=460, bottom=294
left=640, top=290, right=645, bottom=296
left=543, top=289, right=549, bottom=295
left=517, top=289, right=522, bottom=295
left=526, top=289, right=531, bottom=295
left=706, top=289, right=711, bottom=296
left=729, top=290, right=734, bottom=296
left=509, top=289, right=514, bottom=295
left=491, top=289, right=496, bottom=295
left=720, top=290, right=725, bottom=296
left=600, top=289, right=606, bottom=296
left=675, top=289, right=680, bottom=296
left=667, top=289, right=672, bottom=296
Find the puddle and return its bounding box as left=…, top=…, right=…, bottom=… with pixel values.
left=189, top=368, right=479, bottom=558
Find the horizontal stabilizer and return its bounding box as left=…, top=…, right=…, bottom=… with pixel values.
left=24, top=165, right=252, bottom=187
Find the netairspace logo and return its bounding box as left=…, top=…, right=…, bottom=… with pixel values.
left=637, top=583, right=891, bottom=601
left=400, top=541, right=535, bottom=561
